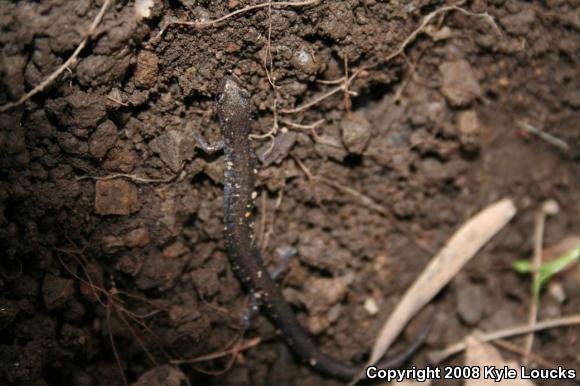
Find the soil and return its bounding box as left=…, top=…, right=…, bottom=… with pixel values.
left=1, top=1, right=579, bottom=385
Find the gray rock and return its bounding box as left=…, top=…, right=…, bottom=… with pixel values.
left=456, top=283, right=486, bottom=325
left=149, top=130, right=195, bottom=172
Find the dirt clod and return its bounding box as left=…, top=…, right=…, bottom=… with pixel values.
left=89, top=120, right=118, bottom=159
left=42, top=274, right=74, bottom=310
left=132, top=365, right=187, bottom=386
left=123, top=227, right=151, bottom=248
left=457, top=110, right=481, bottom=152
left=439, top=59, right=482, bottom=106
left=135, top=50, right=159, bottom=89
left=94, top=179, right=141, bottom=216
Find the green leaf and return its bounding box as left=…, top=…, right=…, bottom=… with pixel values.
left=512, top=260, right=533, bottom=273
left=536, top=246, right=580, bottom=289
left=513, top=246, right=580, bottom=301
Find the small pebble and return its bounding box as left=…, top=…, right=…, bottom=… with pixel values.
left=440, top=60, right=482, bottom=106
left=363, top=297, right=379, bottom=315
left=340, top=112, right=372, bottom=154
left=457, top=110, right=481, bottom=152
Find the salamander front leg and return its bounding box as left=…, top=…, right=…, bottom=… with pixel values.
left=189, top=125, right=225, bottom=154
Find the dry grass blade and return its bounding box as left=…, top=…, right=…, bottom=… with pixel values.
left=368, top=198, right=517, bottom=365
left=428, top=313, right=580, bottom=364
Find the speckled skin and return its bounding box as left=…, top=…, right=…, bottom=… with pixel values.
left=216, top=76, right=427, bottom=380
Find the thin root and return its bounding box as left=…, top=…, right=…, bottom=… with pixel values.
left=153, top=0, right=320, bottom=43
left=0, top=0, right=113, bottom=112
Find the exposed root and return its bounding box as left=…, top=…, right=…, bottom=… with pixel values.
left=56, top=246, right=168, bottom=386
left=153, top=0, right=320, bottom=43
left=0, top=0, right=113, bottom=113
left=279, top=68, right=363, bottom=114
left=279, top=2, right=501, bottom=115
left=170, top=336, right=261, bottom=365
left=76, top=163, right=185, bottom=184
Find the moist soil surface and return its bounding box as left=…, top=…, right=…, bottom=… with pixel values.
left=1, top=1, right=579, bottom=385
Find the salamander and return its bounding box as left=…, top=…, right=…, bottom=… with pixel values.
left=213, top=75, right=429, bottom=380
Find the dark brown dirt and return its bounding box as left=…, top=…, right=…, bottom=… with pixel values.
left=1, top=1, right=579, bottom=385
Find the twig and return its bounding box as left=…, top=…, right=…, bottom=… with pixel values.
left=428, top=313, right=580, bottom=364
left=76, top=165, right=184, bottom=184
left=170, top=337, right=261, bottom=364
left=154, top=0, right=320, bottom=42
left=316, top=76, right=347, bottom=85
left=0, top=0, right=113, bottom=112
left=523, top=200, right=559, bottom=364
left=492, top=339, right=557, bottom=369
left=518, top=121, right=570, bottom=152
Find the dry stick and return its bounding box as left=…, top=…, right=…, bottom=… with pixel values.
left=429, top=313, right=580, bottom=364
left=522, top=208, right=546, bottom=364
left=0, top=0, right=113, bottom=113
left=171, top=337, right=262, bottom=365
left=154, top=0, right=319, bottom=41
left=492, top=339, right=557, bottom=369
left=523, top=200, right=559, bottom=364
left=518, top=121, right=570, bottom=152
left=317, top=76, right=347, bottom=85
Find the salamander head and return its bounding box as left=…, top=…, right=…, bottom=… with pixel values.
left=216, top=75, right=252, bottom=132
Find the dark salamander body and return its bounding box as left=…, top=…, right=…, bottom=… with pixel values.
left=215, top=75, right=427, bottom=380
